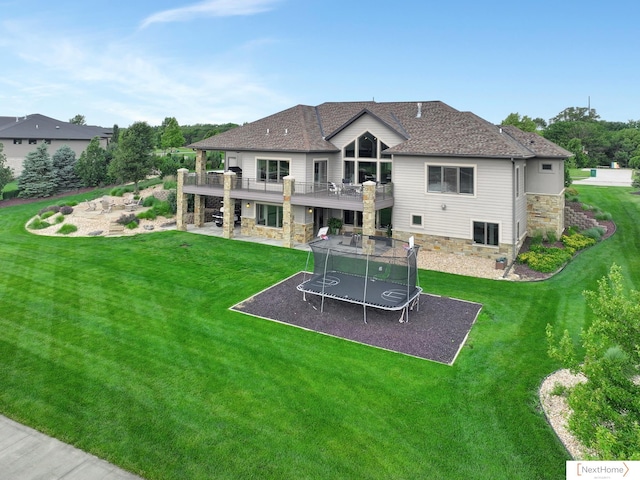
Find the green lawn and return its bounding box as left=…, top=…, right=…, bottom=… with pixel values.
left=0, top=185, right=638, bottom=479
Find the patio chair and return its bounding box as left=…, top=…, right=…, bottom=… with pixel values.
left=125, top=197, right=143, bottom=211
left=85, top=200, right=96, bottom=211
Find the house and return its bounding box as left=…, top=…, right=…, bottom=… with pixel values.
left=0, top=114, right=112, bottom=176
left=178, top=101, right=571, bottom=262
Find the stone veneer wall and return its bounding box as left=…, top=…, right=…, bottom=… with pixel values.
left=241, top=217, right=283, bottom=240
left=527, top=193, right=565, bottom=238
left=295, top=222, right=314, bottom=244
left=392, top=230, right=515, bottom=261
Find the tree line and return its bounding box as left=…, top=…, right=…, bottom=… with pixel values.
left=502, top=107, right=640, bottom=169
left=0, top=117, right=239, bottom=198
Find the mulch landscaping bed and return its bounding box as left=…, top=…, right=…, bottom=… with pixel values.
left=231, top=272, right=482, bottom=365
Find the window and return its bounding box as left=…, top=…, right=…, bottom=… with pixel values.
left=358, top=132, right=377, bottom=158
left=343, top=210, right=363, bottom=227
left=427, top=165, right=474, bottom=194
left=314, top=160, right=327, bottom=184
left=516, top=167, right=520, bottom=197
left=411, top=214, right=423, bottom=227
left=257, top=159, right=289, bottom=183
left=44, top=139, right=52, bottom=144
left=541, top=163, right=553, bottom=171
left=257, top=204, right=283, bottom=227
left=380, top=141, right=391, bottom=159
left=345, top=141, right=355, bottom=158
left=473, top=222, right=499, bottom=246
left=13, top=139, right=22, bottom=144
left=29, top=139, right=37, bottom=145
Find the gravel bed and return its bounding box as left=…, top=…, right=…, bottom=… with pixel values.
left=232, top=272, right=482, bottom=365
left=539, top=369, right=594, bottom=459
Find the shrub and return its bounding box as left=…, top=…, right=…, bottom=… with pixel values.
left=142, top=196, right=156, bottom=207
left=59, top=205, right=74, bottom=215
left=27, top=217, right=51, bottom=230
left=517, top=246, right=572, bottom=273
left=530, top=230, right=544, bottom=246
left=581, top=227, right=605, bottom=242
left=166, top=191, right=177, bottom=214
left=562, top=233, right=597, bottom=251
left=137, top=209, right=157, bottom=220
left=40, top=210, right=56, bottom=220
left=163, top=179, right=177, bottom=190
left=57, top=224, right=78, bottom=235
left=38, top=205, right=60, bottom=215
left=595, top=211, right=612, bottom=221
left=565, top=187, right=579, bottom=197
left=126, top=221, right=139, bottom=230
left=54, top=214, right=65, bottom=224
left=546, top=230, right=558, bottom=244
left=116, top=213, right=139, bottom=226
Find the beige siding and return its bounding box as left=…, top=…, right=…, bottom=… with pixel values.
left=2, top=138, right=108, bottom=176
left=392, top=156, right=516, bottom=245
left=525, top=158, right=564, bottom=194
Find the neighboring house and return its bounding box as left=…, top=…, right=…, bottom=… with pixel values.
left=179, top=101, right=571, bottom=262
left=0, top=114, right=112, bottom=176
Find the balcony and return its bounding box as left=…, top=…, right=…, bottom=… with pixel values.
left=182, top=173, right=393, bottom=210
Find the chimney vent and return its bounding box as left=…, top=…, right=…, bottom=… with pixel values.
left=416, top=103, right=422, bottom=118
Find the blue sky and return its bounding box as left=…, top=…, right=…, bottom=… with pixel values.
left=1, top=0, right=638, bottom=128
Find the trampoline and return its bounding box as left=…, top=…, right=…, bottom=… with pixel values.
left=297, top=234, right=422, bottom=323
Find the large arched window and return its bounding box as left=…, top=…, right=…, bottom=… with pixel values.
left=342, top=131, right=392, bottom=184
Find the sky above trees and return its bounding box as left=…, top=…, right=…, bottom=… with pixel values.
left=1, top=0, right=639, bottom=128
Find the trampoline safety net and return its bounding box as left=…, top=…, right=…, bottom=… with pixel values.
left=297, top=234, right=422, bottom=322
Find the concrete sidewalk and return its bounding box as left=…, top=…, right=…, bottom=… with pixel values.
left=0, top=415, right=143, bottom=480
left=573, top=168, right=634, bottom=187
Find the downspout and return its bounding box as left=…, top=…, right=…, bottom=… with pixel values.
left=511, top=158, right=517, bottom=263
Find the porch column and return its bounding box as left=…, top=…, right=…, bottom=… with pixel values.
left=222, top=171, right=236, bottom=239
left=176, top=168, right=189, bottom=231
left=194, top=149, right=206, bottom=227
left=282, top=176, right=295, bottom=248
left=362, top=181, right=377, bottom=254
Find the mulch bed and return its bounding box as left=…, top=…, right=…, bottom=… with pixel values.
left=512, top=203, right=616, bottom=281
left=231, top=272, right=482, bottom=365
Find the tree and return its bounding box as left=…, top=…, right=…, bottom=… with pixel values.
left=501, top=113, right=538, bottom=132
left=547, top=265, right=640, bottom=460
left=18, top=144, right=56, bottom=198
left=0, top=143, right=14, bottom=193
left=51, top=145, right=82, bottom=192
left=550, top=106, right=600, bottom=124
left=76, top=137, right=109, bottom=187
left=108, top=121, right=155, bottom=193
left=160, top=117, right=185, bottom=152
left=69, top=114, right=86, bottom=125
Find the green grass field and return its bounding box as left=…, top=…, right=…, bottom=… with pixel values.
left=0, top=185, right=638, bottom=479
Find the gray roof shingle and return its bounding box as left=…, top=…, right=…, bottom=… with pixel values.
left=189, top=101, right=571, bottom=160
left=0, top=114, right=111, bottom=140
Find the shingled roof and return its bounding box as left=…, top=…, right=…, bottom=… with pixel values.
left=190, top=101, right=571, bottom=159
left=0, top=114, right=112, bottom=140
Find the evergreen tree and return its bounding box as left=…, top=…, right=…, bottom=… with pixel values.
left=69, top=114, right=87, bottom=125
left=108, top=121, right=155, bottom=193
left=76, top=137, right=109, bottom=187
left=0, top=143, right=14, bottom=193
left=51, top=145, right=81, bottom=192
left=18, top=144, right=56, bottom=198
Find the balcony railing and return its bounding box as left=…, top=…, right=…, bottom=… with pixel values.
left=183, top=173, right=393, bottom=200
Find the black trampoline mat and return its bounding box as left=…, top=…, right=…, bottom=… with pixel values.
left=297, top=272, right=420, bottom=310
left=231, top=272, right=483, bottom=365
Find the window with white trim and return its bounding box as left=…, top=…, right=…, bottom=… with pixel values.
left=257, top=204, right=283, bottom=227
left=411, top=214, right=423, bottom=227
left=257, top=159, right=289, bottom=183
left=427, top=165, right=474, bottom=194
left=473, top=221, right=499, bottom=246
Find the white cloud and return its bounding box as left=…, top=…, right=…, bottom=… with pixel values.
left=139, top=0, right=281, bottom=29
